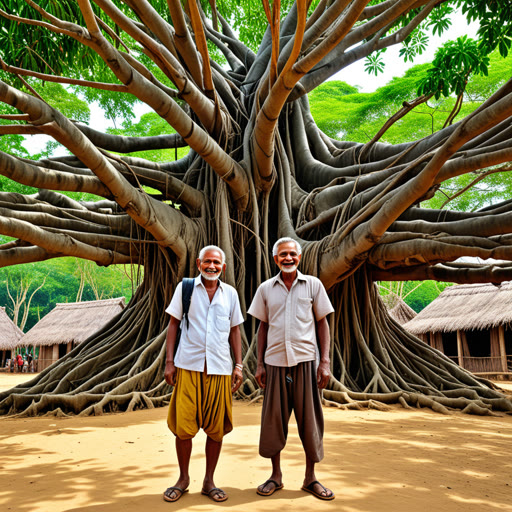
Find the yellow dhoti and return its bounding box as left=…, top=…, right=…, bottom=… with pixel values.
left=167, top=368, right=233, bottom=442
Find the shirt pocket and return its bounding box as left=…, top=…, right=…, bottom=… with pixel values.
left=297, top=297, right=313, bottom=321
left=217, top=315, right=231, bottom=333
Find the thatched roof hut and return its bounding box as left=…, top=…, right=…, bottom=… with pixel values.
left=405, top=282, right=512, bottom=335
left=0, top=307, right=23, bottom=366
left=388, top=299, right=417, bottom=325
left=0, top=307, right=22, bottom=349
left=22, top=297, right=125, bottom=371
left=404, top=283, right=512, bottom=376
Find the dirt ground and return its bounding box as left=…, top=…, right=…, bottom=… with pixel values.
left=1, top=373, right=511, bottom=512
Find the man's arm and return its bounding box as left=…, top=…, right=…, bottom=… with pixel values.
left=164, top=316, right=181, bottom=386
left=316, top=315, right=331, bottom=389
left=255, top=321, right=269, bottom=389
left=229, top=324, right=243, bottom=393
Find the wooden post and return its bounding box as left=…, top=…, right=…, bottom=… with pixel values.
left=52, top=344, right=59, bottom=365
left=498, top=325, right=508, bottom=372
left=457, top=330, right=464, bottom=368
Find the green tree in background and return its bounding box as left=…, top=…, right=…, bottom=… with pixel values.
left=0, top=258, right=136, bottom=331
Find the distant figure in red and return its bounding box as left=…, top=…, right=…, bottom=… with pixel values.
left=16, top=354, right=23, bottom=373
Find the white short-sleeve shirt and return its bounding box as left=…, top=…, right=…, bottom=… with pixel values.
left=166, top=276, right=244, bottom=375
left=247, top=271, right=334, bottom=367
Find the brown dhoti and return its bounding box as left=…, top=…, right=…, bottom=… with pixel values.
left=259, top=360, right=324, bottom=462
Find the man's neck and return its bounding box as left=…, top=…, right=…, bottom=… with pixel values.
left=280, top=270, right=297, bottom=288
left=201, top=276, right=220, bottom=291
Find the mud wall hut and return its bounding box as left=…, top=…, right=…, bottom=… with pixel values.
left=404, top=283, right=512, bottom=376
left=21, top=297, right=125, bottom=371
left=0, top=307, right=23, bottom=367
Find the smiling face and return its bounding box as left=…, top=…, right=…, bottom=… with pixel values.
left=197, top=249, right=225, bottom=281
left=273, top=241, right=301, bottom=274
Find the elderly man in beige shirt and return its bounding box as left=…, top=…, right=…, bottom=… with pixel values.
left=248, top=237, right=335, bottom=501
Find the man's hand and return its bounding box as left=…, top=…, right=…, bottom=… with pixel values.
left=255, top=363, right=266, bottom=389
left=164, top=360, right=177, bottom=386
left=317, top=360, right=331, bottom=389
left=231, top=366, right=243, bottom=393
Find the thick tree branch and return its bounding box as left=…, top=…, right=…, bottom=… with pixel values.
left=0, top=82, right=199, bottom=252
left=91, top=0, right=219, bottom=133
left=0, top=214, right=131, bottom=265
left=75, top=124, right=187, bottom=152
left=0, top=244, right=56, bottom=267
left=372, top=262, right=512, bottom=284
left=164, top=0, right=204, bottom=85
left=0, top=151, right=111, bottom=197
left=370, top=236, right=512, bottom=270
left=297, top=0, right=437, bottom=95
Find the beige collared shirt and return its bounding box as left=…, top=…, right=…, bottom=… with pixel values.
left=248, top=271, right=334, bottom=367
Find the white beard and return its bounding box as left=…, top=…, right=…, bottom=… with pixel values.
left=201, top=270, right=221, bottom=281
left=280, top=265, right=297, bottom=273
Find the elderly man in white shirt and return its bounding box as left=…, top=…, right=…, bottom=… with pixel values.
left=248, top=237, right=335, bottom=501
left=163, top=245, right=244, bottom=504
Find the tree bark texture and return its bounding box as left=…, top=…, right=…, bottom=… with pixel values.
left=0, top=0, right=511, bottom=416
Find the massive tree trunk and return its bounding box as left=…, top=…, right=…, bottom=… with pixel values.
left=0, top=0, right=511, bottom=416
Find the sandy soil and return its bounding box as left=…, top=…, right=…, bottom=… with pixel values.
left=1, top=373, right=511, bottom=512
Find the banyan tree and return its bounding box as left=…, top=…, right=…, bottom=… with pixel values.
left=0, top=0, right=512, bottom=417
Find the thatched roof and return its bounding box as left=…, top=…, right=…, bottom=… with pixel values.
left=21, top=297, right=125, bottom=347
left=404, top=282, right=512, bottom=334
left=0, top=307, right=23, bottom=349
left=388, top=299, right=417, bottom=325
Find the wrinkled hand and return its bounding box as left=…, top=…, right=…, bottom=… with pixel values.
left=255, top=363, right=266, bottom=389
left=231, top=367, right=243, bottom=393
left=165, top=361, right=177, bottom=386
left=317, top=360, right=331, bottom=389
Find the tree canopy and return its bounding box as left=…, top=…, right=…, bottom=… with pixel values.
left=0, top=0, right=512, bottom=417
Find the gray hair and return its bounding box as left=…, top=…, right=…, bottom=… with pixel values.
left=272, top=237, right=302, bottom=257
left=198, top=245, right=226, bottom=265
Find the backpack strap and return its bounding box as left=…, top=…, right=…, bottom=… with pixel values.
left=181, top=278, right=195, bottom=330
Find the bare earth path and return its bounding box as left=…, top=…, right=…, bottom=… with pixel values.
left=1, top=373, right=511, bottom=512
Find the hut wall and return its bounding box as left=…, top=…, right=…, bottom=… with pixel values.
left=38, top=345, right=59, bottom=372
left=37, top=343, right=74, bottom=371
left=497, top=326, right=508, bottom=372
left=417, top=333, right=428, bottom=344
left=430, top=332, right=444, bottom=352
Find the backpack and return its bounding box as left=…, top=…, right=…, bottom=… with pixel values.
left=175, top=277, right=195, bottom=354
left=181, top=277, right=195, bottom=329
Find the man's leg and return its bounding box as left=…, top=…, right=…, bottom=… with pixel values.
left=163, top=437, right=192, bottom=501
left=200, top=373, right=233, bottom=502
left=294, top=362, right=334, bottom=500
left=257, top=452, right=283, bottom=495
left=257, top=365, right=288, bottom=496
left=175, top=437, right=192, bottom=487
left=302, top=455, right=333, bottom=499
left=164, top=368, right=200, bottom=502
left=201, top=436, right=226, bottom=501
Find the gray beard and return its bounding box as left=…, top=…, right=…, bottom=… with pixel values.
left=280, top=265, right=297, bottom=273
